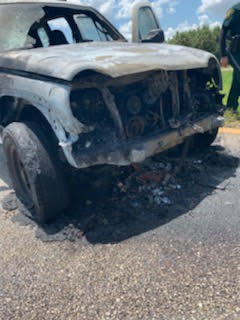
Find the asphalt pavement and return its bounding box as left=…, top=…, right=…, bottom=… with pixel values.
left=0, top=132, right=239, bottom=320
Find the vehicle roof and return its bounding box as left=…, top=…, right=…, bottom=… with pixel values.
left=0, top=0, right=89, bottom=6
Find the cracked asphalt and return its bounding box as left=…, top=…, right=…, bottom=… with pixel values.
left=0, top=132, right=240, bottom=320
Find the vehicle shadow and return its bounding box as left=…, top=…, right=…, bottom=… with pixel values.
left=32, top=144, right=239, bottom=244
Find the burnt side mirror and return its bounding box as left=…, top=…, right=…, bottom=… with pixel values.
left=132, top=2, right=162, bottom=43
left=142, top=29, right=165, bottom=43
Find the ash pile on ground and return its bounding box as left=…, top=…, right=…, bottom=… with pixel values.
left=3, top=145, right=239, bottom=244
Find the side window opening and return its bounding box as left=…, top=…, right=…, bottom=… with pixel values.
left=74, top=14, right=113, bottom=41
left=0, top=4, right=125, bottom=52
left=34, top=14, right=114, bottom=48
left=47, top=17, right=74, bottom=45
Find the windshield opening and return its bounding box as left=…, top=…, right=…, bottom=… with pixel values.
left=0, top=4, right=123, bottom=52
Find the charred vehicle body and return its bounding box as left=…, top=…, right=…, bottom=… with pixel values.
left=0, top=1, right=224, bottom=223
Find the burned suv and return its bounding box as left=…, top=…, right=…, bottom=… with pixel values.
left=0, top=1, right=224, bottom=223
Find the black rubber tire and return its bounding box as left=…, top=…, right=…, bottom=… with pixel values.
left=2, top=122, right=69, bottom=224
left=194, top=128, right=219, bottom=149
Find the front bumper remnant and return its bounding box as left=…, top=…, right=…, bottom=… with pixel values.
left=71, top=115, right=224, bottom=169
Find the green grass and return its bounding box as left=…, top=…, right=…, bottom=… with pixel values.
left=221, top=68, right=233, bottom=105
left=221, top=68, right=240, bottom=128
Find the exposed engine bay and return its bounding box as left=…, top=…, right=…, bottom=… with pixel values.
left=70, top=67, right=223, bottom=166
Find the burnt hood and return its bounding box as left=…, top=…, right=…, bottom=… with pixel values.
left=0, top=41, right=216, bottom=81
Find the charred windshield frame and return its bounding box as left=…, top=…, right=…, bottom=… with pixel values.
left=0, top=3, right=126, bottom=52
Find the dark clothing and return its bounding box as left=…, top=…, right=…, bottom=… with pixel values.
left=220, top=3, right=240, bottom=110
left=227, top=68, right=240, bottom=110
left=220, top=4, right=240, bottom=57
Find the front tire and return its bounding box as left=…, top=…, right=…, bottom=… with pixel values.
left=2, top=122, right=69, bottom=224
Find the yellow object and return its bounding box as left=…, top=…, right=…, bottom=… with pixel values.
left=220, top=127, right=240, bottom=135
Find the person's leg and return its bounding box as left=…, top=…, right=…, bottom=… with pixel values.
left=227, top=68, right=240, bottom=111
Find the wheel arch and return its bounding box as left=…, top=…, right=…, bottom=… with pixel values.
left=0, top=92, right=68, bottom=142
left=0, top=96, right=69, bottom=165
left=18, top=104, right=59, bottom=146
